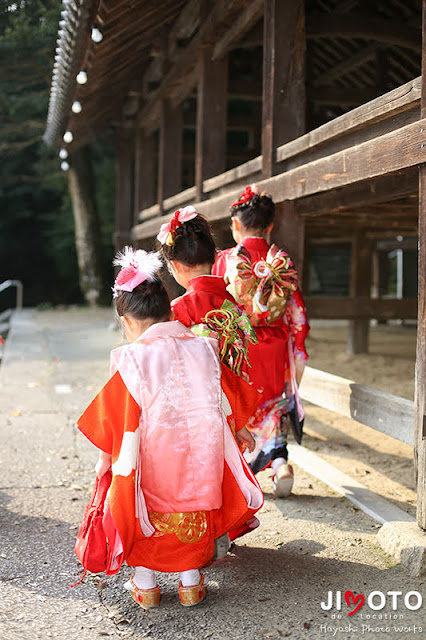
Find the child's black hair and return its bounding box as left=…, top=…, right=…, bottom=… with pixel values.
left=115, top=277, right=170, bottom=321
left=231, top=192, right=275, bottom=231
left=159, top=214, right=216, bottom=266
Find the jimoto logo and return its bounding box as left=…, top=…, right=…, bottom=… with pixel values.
left=320, top=591, right=423, bottom=616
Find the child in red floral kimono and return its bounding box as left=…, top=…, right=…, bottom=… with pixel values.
left=212, top=185, right=310, bottom=498
left=77, top=248, right=263, bottom=610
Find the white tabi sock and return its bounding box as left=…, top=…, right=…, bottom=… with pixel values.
left=179, top=569, right=201, bottom=587
left=124, top=566, right=157, bottom=590
left=272, top=457, right=287, bottom=473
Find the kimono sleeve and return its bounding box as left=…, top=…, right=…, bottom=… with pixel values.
left=171, top=296, right=194, bottom=326
left=211, top=250, right=228, bottom=277
left=286, top=289, right=310, bottom=361
left=77, top=370, right=140, bottom=456
left=221, top=364, right=262, bottom=432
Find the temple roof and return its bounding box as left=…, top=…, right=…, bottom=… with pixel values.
left=44, top=0, right=422, bottom=153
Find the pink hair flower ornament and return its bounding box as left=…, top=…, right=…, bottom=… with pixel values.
left=112, top=247, right=162, bottom=298
left=157, top=206, right=198, bottom=246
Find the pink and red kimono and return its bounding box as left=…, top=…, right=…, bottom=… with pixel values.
left=172, top=275, right=262, bottom=435
left=77, top=321, right=263, bottom=575
left=212, top=237, right=310, bottom=473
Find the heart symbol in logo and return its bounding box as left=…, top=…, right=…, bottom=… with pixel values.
left=344, top=590, right=365, bottom=616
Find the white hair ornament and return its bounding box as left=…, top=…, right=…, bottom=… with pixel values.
left=112, top=247, right=162, bottom=298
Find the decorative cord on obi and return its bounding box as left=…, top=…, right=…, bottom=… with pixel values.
left=191, top=300, right=257, bottom=377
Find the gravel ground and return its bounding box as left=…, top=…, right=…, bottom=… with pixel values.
left=0, top=309, right=424, bottom=640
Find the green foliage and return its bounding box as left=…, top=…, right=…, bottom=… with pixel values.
left=0, top=1, right=115, bottom=308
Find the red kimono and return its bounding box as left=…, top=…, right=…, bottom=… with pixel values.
left=212, top=237, right=310, bottom=473
left=77, top=322, right=263, bottom=574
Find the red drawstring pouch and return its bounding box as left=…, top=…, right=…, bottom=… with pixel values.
left=71, top=470, right=112, bottom=586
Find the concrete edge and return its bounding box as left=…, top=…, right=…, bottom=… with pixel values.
left=288, top=443, right=426, bottom=577
left=376, top=521, right=426, bottom=578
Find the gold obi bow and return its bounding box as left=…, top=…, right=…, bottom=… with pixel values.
left=225, top=244, right=298, bottom=326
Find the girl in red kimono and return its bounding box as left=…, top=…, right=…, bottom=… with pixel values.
left=157, top=207, right=262, bottom=539
left=77, top=248, right=263, bottom=610
left=157, top=207, right=259, bottom=453
left=212, top=185, right=310, bottom=498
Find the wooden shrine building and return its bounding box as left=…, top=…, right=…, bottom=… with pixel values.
left=44, top=0, right=426, bottom=533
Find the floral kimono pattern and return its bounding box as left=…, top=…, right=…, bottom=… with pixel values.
left=212, top=237, right=310, bottom=473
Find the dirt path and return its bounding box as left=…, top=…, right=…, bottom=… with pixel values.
left=302, top=322, right=417, bottom=518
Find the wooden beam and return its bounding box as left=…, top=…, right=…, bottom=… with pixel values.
left=263, top=117, right=426, bottom=203
left=347, top=230, right=373, bottom=354
left=306, top=219, right=418, bottom=234
left=183, top=107, right=258, bottom=130
left=272, top=201, right=305, bottom=284
left=203, top=155, right=262, bottom=194
left=262, top=0, right=305, bottom=178
left=299, top=367, right=415, bottom=447
left=305, top=296, right=418, bottom=320
left=167, top=0, right=200, bottom=59
left=313, top=44, right=378, bottom=87
left=307, top=14, right=421, bottom=53
left=132, top=114, right=425, bottom=238
left=115, top=126, right=134, bottom=250
left=138, top=1, right=240, bottom=132
left=212, top=0, right=263, bottom=61
left=158, top=99, right=183, bottom=209
left=310, top=86, right=379, bottom=107
left=288, top=444, right=415, bottom=526
left=295, top=170, right=418, bottom=216
left=277, top=77, right=421, bottom=165
left=132, top=94, right=426, bottom=240
left=163, top=186, right=197, bottom=212
left=414, top=0, right=426, bottom=531
left=134, top=128, right=156, bottom=223
left=195, top=47, right=228, bottom=201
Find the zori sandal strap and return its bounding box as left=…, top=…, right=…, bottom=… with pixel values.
left=129, top=577, right=161, bottom=609
left=178, top=573, right=207, bottom=607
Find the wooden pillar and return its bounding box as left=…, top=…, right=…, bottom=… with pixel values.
left=195, top=47, right=228, bottom=201
left=371, top=249, right=380, bottom=299
left=271, top=201, right=305, bottom=288
left=158, top=99, right=183, bottom=212
left=262, top=0, right=306, bottom=178
left=115, top=126, right=134, bottom=251
left=134, top=128, right=156, bottom=224
left=414, top=0, right=426, bottom=530
left=347, top=230, right=373, bottom=354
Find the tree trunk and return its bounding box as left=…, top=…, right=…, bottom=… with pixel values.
left=67, top=145, right=104, bottom=306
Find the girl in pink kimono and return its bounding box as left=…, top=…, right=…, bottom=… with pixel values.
left=77, top=248, right=263, bottom=610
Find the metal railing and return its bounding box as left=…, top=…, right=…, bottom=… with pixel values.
left=0, top=279, right=23, bottom=312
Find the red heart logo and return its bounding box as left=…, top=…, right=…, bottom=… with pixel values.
left=344, top=590, right=365, bottom=616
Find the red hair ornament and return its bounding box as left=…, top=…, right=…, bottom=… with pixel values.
left=231, top=184, right=260, bottom=209
left=157, top=206, right=198, bottom=246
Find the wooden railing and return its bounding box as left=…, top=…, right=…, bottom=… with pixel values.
left=305, top=297, right=417, bottom=320
left=299, top=366, right=414, bottom=446
left=134, top=76, right=421, bottom=235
